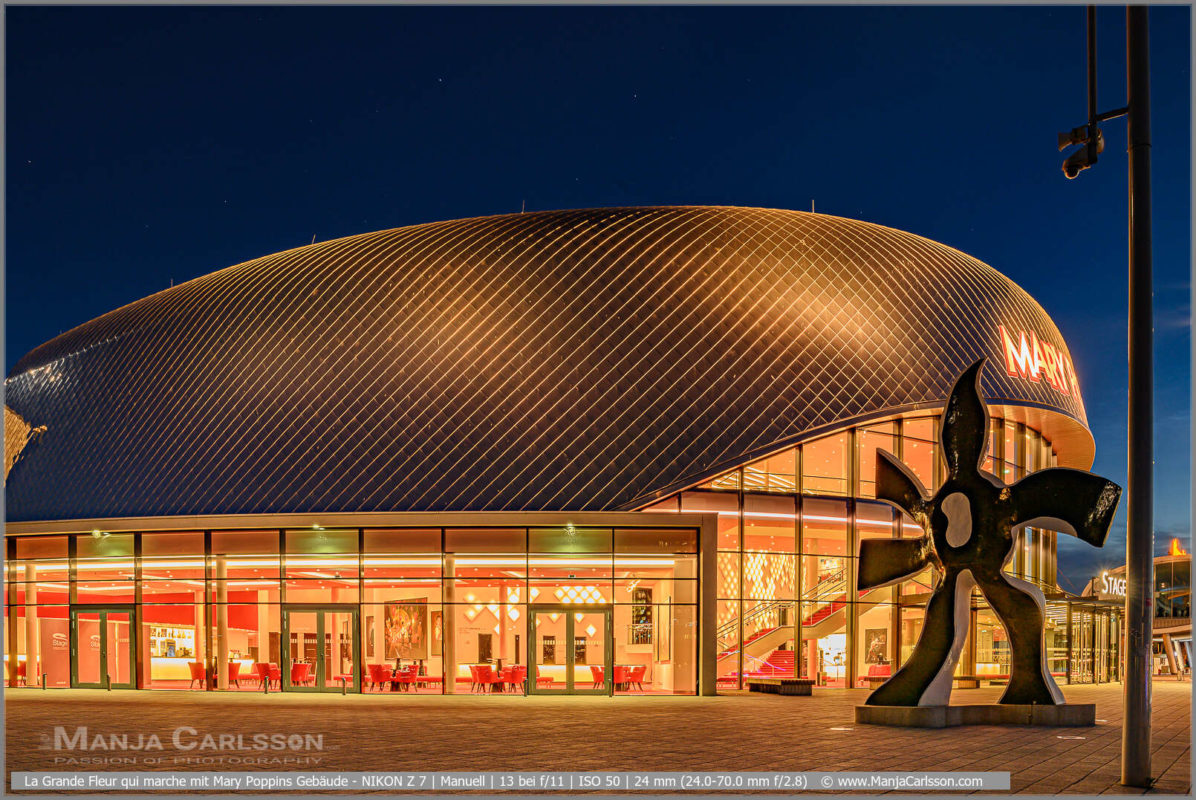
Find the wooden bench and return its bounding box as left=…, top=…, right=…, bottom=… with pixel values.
left=746, top=678, right=815, bottom=696
left=953, top=675, right=980, bottom=689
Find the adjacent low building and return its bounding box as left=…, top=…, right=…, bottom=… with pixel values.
left=1083, top=540, right=1190, bottom=678
left=4, top=206, right=1120, bottom=695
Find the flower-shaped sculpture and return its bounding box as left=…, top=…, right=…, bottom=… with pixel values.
left=860, top=359, right=1121, bottom=707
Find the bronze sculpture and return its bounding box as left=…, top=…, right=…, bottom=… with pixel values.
left=859, top=359, right=1121, bottom=707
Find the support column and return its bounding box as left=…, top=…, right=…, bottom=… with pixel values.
left=216, top=555, right=228, bottom=689
left=25, top=565, right=38, bottom=685
left=699, top=515, right=717, bottom=696
left=443, top=554, right=456, bottom=693
left=1161, top=633, right=1177, bottom=676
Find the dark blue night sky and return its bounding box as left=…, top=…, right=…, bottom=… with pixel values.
left=5, top=6, right=1190, bottom=589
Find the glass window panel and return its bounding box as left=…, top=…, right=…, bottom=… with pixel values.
left=363, top=554, right=443, bottom=579
left=9, top=560, right=69, bottom=584
left=802, top=433, right=849, bottom=495
left=448, top=555, right=526, bottom=578
left=528, top=556, right=613, bottom=579
left=141, top=579, right=207, bottom=599
left=901, top=431, right=937, bottom=492
left=698, top=470, right=741, bottom=491
left=802, top=498, right=848, bottom=556
left=363, top=577, right=442, bottom=595
left=363, top=528, right=441, bottom=554
left=528, top=580, right=614, bottom=605
left=898, top=510, right=924, bottom=538
left=743, top=462, right=767, bottom=492
left=898, top=606, right=925, bottom=667
left=854, top=602, right=895, bottom=687
left=615, top=528, right=697, bottom=554
left=716, top=553, right=739, bottom=598
left=212, top=531, right=279, bottom=555
left=680, top=491, right=739, bottom=549
left=284, top=579, right=360, bottom=602
left=1004, top=420, right=1019, bottom=481
left=15, top=536, right=67, bottom=560
left=208, top=578, right=280, bottom=597
left=140, top=556, right=205, bottom=580
left=616, top=553, right=696, bottom=582
left=142, top=607, right=205, bottom=689
left=899, top=566, right=935, bottom=597
left=75, top=583, right=136, bottom=603
left=741, top=552, right=795, bottom=600
left=444, top=528, right=525, bottom=553
left=529, top=528, right=611, bottom=554
left=743, top=494, right=795, bottom=552
left=285, top=554, right=360, bottom=580
left=74, top=559, right=135, bottom=581
left=207, top=604, right=274, bottom=690
left=141, top=532, right=204, bottom=557
left=904, top=417, right=935, bottom=443
left=76, top=533, right=133, bottom=559
left=857, top=423, right=897, bottom=499
left=613, top=578, right=696, bottom=602
left=286, top=529, right=357, bottom=554
left=1025, top=429, right=1042, bottom=473
left=856, top=500, right=895, bottom=540
left=11, top=578, right=69, bottom=605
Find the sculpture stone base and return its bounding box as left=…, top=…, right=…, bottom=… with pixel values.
left=855, top=703, right=1096, bottom=729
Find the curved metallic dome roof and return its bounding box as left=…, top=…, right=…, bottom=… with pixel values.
left=6, top=206, right=1089, bottom=521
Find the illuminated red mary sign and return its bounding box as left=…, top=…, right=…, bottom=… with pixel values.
left=998, top=325, right=1081, bottom=398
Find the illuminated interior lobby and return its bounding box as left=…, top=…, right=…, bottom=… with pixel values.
left=3, top=206, right=1120, bottom=695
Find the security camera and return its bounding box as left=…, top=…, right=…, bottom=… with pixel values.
left=1061, top=129, right=1105, bottom=179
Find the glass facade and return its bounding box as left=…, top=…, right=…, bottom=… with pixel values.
left=646, top=413, right=1120, bottom=691
left=3, top=412, right=1122, bottom=696
left=4, top=524, right=700, bottom=695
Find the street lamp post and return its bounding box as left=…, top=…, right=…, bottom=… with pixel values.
left=1122, top=6, right=1153, bottom=789
left=1056, top=5, right=1153, bottom=788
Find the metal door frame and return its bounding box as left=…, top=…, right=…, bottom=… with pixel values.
left=69, top=605, right=136, bottom=689
left=281, top=604, right=360, bottom=692
left=527, top=604, right=613, bottom=695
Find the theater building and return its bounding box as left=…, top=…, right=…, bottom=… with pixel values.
left=1083, top=540, right=1190, bottom=679
left=3, top=206, right=1120, bottom=695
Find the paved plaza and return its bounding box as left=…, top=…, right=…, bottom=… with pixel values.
left=5, top=681, right=1190, bottom=795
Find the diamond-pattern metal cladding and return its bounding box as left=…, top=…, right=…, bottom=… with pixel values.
left=4, top=206, right=1088, bottom=522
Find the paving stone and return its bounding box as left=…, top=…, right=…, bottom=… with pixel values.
left=4, top=682, right=1188, bottom=794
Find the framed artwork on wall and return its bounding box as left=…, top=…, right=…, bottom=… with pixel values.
left=385, top=599, right=428, bottom=660
left=431, top=610, right=443, bottom=657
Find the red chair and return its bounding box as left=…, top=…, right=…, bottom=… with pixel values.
left=267, top=663, right=281, bottom=688
left=188, top=662, right=206, bottom=689
left=474, top=664, right=501, bottom=693
left=392, top=665, right=418, bottom=692
left=16, top=662, right=28, bottom=687
left=366, top=663, right=393, bottom=691
left=253, top=662, right=271, bottom=689
left=613, top=665, right=629, bottom=691
left=589, top=665, right=604, bottom=689
left=505, top=664, right=527, bottom=694
left=290, top=662, right=311, bottom=687
left=629, top=665, right=647, bottom=691
left=228, top=661, right=242, bottom=688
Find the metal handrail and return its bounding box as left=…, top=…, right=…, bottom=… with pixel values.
left=715, top=567, right=849, bottom=650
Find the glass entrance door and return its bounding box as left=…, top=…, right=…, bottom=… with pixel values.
left=529, top=605, right=612, bottom=695
left=70, top=607, right=135, bottom=689
left=282, top=606, right=359, bottom=692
